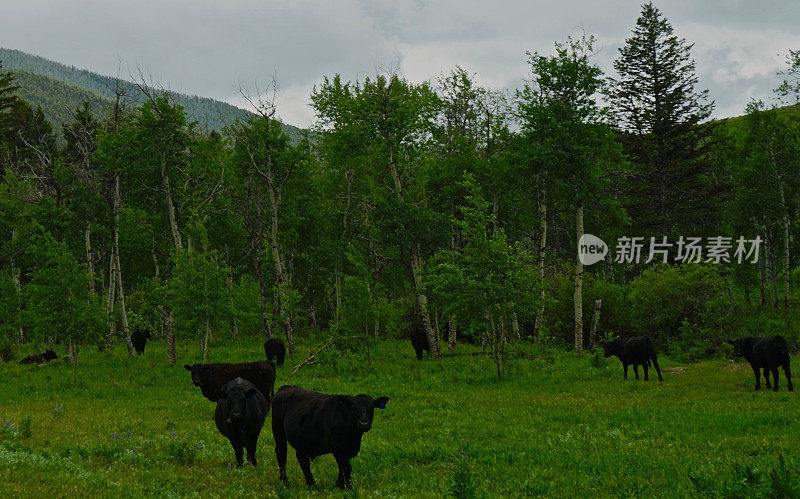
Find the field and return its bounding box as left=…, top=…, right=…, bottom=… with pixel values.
left=1, top=338, right=799, bottom=498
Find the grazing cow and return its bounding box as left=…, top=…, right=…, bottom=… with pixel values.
left=184, top=361, right=276, bottom=402
left=264, top=338, right=287, bottom=367
left=19, top=349, right=58, bottom=365
left=727, top=336, right=793, bottom=392
left=410, top=323, right=431, bottom=360
left=271, top=385, right=389, bottom=489
left=214, top=377, right=268, bottom=467
left=131, top=328, right=152, bottom=355
left=602, top=336, right=663, bottom=381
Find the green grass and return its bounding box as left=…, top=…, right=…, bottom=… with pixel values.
left=1, top=338, right=799, bottom=497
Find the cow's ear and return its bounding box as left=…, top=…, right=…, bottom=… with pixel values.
left=184, top=364, right=192, bottom=371
left=374, top=397, right=389, bottom=409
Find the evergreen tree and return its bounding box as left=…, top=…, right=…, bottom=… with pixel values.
left=0, top=61, right=19, bottom=117
left=608, top=2, right=721, bottom=236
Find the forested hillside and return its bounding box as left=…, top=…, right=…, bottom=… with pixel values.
left=13, top=70, right=113, bottom=128
left=0, top=47, right=304, bottom=140
left=1, top=3, right=799, bottom=373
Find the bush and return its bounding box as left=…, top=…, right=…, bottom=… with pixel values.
left=627, top=264, right=732, bottom=348
left=0, top=327, right=15, bottom=362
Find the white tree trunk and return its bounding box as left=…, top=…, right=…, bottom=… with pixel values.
left=85, top=224, right=95, bottom=297
left=411, top=252, right=440, bottom=358
left=105, top=251, right=117, bottom=351
left=778, top=179, right=791, bottom=310
left=533, top=197, right=547, bottom=340
left=574, top=201, right=584, bottom=355
left=113, top=174, right=134, bottom=356
left=588, top=299, right=602, bottom=350
left=161, top=153, right=183, bottom=251
left=448, top=315, right=457, bottom=351
left=201, top=320, right=210, bottom=363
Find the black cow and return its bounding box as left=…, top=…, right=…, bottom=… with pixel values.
left=184, top=361, right=276, bottom=402
left=727, top=336, right=793, bottom=391
left=20, top=349, right=58, bottom=365
left=271, top=385, right=389, bottom=489
left=264, top=338, right=287, bottom=367
left=214, top=377, right=268, bottom=467
left=131, top=328, right=152, bottom=355
left=410, top=323, right=431, bottom=360
left=602, top=336, right=663, bottom=381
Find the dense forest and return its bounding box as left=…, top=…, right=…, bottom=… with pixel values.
left=1, top=3, right=799, bottom=373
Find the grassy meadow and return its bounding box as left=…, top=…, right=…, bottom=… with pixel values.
left=1, top=337, right=799, bottom=498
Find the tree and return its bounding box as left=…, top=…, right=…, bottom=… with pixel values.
left=739, top=101, right=799, bottom=310
left=426, top=175, right=539, bottom=377
left=608, top=2, right=720, bottom=236
left=230, top=108, right=311, bottom=355
left=312, top=73, right=444, bottom=357
left=518, top=34, right=624, bottom=354
left=169, top=235, right=230, bottom=362
left=0, top=61, right=20, bottom=130
left=776, top=49, right=800, bottom=104
left=22, top=231, right=105, bottom=365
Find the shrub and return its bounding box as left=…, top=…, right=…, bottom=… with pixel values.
left=627, top=264, right=732, bottom=348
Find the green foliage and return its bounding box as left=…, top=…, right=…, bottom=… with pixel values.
left=607, top=2, right=720, bottom=236
left=168, top=248, right=230, bottom=342
left=228, top=274, right=265, bottom=336
left=22, top=232, right=105, bottom=349
left=13, top=70, right=111, bottom=142
left=627, top=264, right=732, bottom=346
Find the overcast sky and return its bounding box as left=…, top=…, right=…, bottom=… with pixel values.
left=2, top=0, right=799, bottom=127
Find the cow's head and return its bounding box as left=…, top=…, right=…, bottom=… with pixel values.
left=217, top=378, right=260, bottom=423
left=726, top=337, right=754, bottom=357
left=44, top=349, right=58, bottom=361
left=184, top=364, right=209, bottom=386
left=601, top=340, right=620, bottom=358
left=341, top=394, right=389, bottom=433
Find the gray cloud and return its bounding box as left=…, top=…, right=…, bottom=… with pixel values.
left=1, top=1, right=798, bottom=127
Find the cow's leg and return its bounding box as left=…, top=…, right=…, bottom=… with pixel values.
left=763, top=366, right=772, bottom=389
left=771, top=366, right=780, bottom=391
left=246, top=439, right=258, bottom=467
left=783, top=362, right=793, bottom=391
left=633, top=364, right=639, bottom=380
left=752, top=365, right=762, bottom=390
left=334, top=454, right=353, bottom=489
left=273, top=424, right=288, bottom=481
left=650, top=357, right=663, bottom=381
left=623, top=363, right=628, bottom=379
left=233, top=443, right=244, bottom=468
left=297, top=453, right=315, bottom=487
left=643, top=362, right=649, bottom=381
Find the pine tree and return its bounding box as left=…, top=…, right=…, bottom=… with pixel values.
left=0, top=61, right=19, bottom=116
left=608, top=2, right=721, bottom=236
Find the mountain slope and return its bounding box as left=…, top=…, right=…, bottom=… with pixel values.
left=0, top=47, right=304, bottom=140
left=13, top=70, right=114, bottom=128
